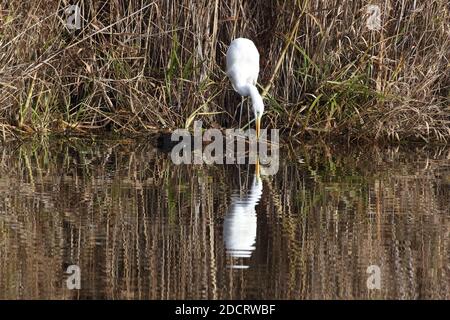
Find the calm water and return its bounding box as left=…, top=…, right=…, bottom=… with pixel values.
left=0, top=138, right=448, bottom=299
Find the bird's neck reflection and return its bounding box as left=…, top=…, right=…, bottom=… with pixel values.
left=223, top=161, right=263, bottom=269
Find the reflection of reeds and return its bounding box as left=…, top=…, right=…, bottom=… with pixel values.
left=0, top=140, right=448, bottom=299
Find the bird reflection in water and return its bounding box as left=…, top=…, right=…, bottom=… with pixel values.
left=223, top=160, right=263, bottom=269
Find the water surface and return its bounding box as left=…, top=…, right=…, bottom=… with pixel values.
left=0, top=138, right=448, bottom=299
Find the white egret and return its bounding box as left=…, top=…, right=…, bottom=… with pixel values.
left=223, top=161, right=262, bottom=268
left=226, top=38, right=264, bottom=138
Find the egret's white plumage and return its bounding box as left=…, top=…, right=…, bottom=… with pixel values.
left=226, top=38, right=264, bottom=137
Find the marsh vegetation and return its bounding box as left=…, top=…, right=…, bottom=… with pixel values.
left=0, top=0, right=449, bottom=142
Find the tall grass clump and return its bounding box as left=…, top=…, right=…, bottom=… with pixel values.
left=0, top=0, right=449, bottom=142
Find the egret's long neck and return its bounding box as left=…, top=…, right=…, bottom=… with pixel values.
left=235, top=83, right=264, bottom=118
left=247, top=85, right=261, bottom=108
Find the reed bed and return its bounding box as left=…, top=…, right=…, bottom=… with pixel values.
left=0, top=0, right=449, bottom=142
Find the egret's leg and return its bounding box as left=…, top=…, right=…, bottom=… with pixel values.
left=238, top=96, right=244, bottom=130
left=247, top=98, right=251, bottom=131
left=238, top=165, right=243, bottom=196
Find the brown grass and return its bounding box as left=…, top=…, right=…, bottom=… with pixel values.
left=0, top=0, right=449, bottom=142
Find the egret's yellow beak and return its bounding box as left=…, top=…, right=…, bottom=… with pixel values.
left=256, top=115, right=261, bottom=139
